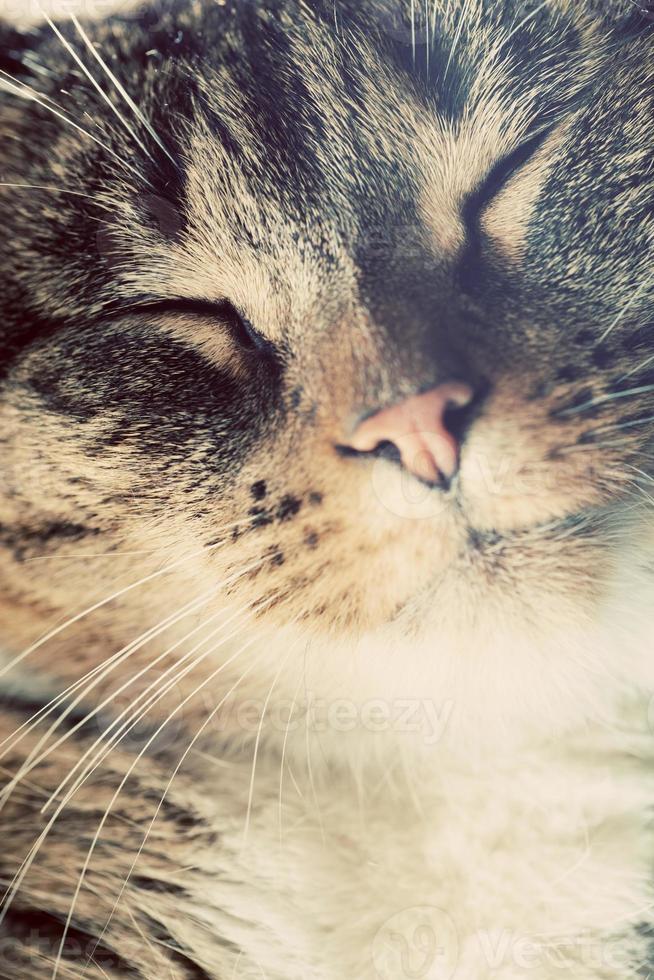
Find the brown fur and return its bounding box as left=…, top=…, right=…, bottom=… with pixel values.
left=0, top=1, right=654, bottom=976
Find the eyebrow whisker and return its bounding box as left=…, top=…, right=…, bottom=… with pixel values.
left=44, top=13, right=157, bottom=168
left=0, top=68, right=151, bottom=188
left=70, top=14, right=179, bottom=172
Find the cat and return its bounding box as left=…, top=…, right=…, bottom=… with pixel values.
left=0, top=0, right=654, bottom=976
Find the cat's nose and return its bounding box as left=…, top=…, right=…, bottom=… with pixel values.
left=343, top=382, right=476, bottom=487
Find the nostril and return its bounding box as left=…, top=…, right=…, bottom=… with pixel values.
left=334, top=439, right=402, bottom=465
left=338, top=381, right=481, bottom=489
left=443, top=402, right=469, bottom=443
left=443, top=380, right=489, bottom=444
left=368, top=440, right=403, bottom=466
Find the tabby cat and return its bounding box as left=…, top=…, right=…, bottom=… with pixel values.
left=0, top=0, right=654, bottom=977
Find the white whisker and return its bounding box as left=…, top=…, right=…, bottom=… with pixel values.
left=303, top=643, right=325, bottom=846
left=0, top=583, right=223, bottom=763
left=243, top=637, right=301, bottom=846
left=1, top=626, right=247, bottom=965
left=44, top=14, right=156, bottom=165
left=0, top=69, right=149, bottom=187
left=0, top=528, right=240, bottom=683
left=619, top=352, right=654, bottom=381
left=597, top=272, right=654, bottom=343
left=626, top=464, right=654, bottom=485
left=557, top=383, right=654, bottom=417
left=71, top=15, right=178, bottom=171
left=52, top=608, right=285, bottom=980
left=0, top=581, right=279, bottom=951
left=627, top=480, right=654, bottom=509
left=589, top=414, right=654, bottom=436
left=22, top=547, right=173, bottom=562
left=85, top=609, right=301, bottom=974
left=278, top=668, right=305, bottom=847
left=47, top=578, right=265, bottom=812
left=0, top=588, right=217, bottom=801
left=5, top=551, right=261, bottom=811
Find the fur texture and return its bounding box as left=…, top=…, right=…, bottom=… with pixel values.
left=0, top=1, right=654, bottom=977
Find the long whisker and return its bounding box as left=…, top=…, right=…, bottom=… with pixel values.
left=0, top=527, right=240, bottom=683
left=0, top=69, right=149, bottom=187
left=587, top=414, right=654, bottom=437
left=46, top=580, right=265, bottom=812
left=626, top=464, right=654, bottom=485
left=0, top=583, right=279, bottom=945
left=34, top=604, right=228, bottom=808
left=0, top=619, right=254, bottom=956
left=3, top=550, right=260, bottom=809
left=243, top=637, right=301, bottom=846
left=278, top=668, right=305, bottom=847
left=43, top=14, right=157, bottom=165
left=627, top=480, right=654, bottom=509
left=0, top=529, right=246, bottom=829
left=0, top=582, right=222, bottom=761
left=0, top=588, right=218, bottom=810
left=555, top=383, right=654, bottom=418
left=36, top=560, right=263, bottom=796
left=50, top=612, right=284, bottom=980
left=71, top=15, right=179, bottom=171
left=23, top=547, right=173, bottom=562
left=303, top=644, right=325, bottom=846
left=85, top=613, right=300, bottom=974
left=597, top=272, right=654, bottom=344
left=124, top=905, right=160, bottom=979
left=619, top=352, right=654, bottom=382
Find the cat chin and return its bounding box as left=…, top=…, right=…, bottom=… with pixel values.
left=249, top=518, right=654, bottom=767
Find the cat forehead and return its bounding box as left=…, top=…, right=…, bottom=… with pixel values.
left=19, top=0, right=645, bottom=334
left=168, top=0, right=595, bottom=231
left=128, top=0, right=589, bottom=307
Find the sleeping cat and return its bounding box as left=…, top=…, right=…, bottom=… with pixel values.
left=0, top=0, right=654, bottom=976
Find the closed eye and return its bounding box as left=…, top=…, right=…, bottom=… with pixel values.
left=457, top=125, right=557, bottom=287
left=106, top=297, right=275, bottom=355
left=462, top=126, right=555, bottom=222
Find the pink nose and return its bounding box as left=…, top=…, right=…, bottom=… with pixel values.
left=347, top=382, right=475, bottom=486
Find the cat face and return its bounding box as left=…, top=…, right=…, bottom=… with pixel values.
left=0, top=1, right=653, bottom=719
